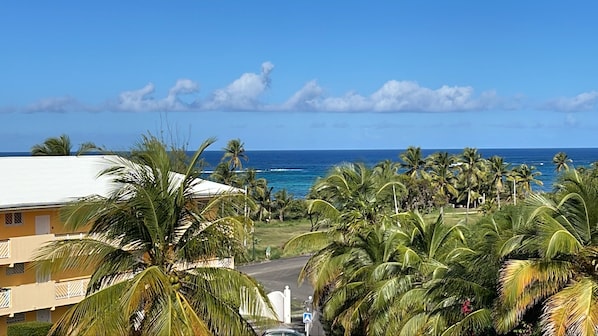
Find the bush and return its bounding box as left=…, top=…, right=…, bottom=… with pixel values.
left=8, top=321, right=52, bottom=336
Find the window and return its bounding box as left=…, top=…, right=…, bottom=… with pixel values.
left=6, top=312, right=25, bottom=324
left=6, top=263, right=25, bottom=276
left=4, top=212, right=23, bottom=226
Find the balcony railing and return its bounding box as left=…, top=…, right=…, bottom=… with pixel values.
left=0, top=289, right=10, bottom=309
left=0, top=240, right=9, bottom=259
left=0, top=233, right=86, bottom=266
left=55, top=279, right=89, bottom=300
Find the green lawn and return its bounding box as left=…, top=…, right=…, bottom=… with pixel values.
left=244, top=219, right=313, bottom=262
left=242, top=209, right=482, bottom=263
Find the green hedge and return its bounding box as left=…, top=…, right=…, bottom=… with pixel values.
left=8, top=321, right=52, bottom=336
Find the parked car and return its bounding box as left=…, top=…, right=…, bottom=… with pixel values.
left=261, top=328, right=305, bottom=336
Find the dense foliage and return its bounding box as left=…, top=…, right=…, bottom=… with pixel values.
left=35, top=135, right=272, bottom=336
left=7, top=322, right=53, bottom=336
left=283, top=149, right=598, bottom=336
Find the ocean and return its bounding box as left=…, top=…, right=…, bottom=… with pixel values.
left=3, top=148, right=598, bottom=199
left=199, top=148, right=598, bottom=198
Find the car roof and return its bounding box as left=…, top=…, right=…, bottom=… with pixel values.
left=262, top=328, right=304, bottom=335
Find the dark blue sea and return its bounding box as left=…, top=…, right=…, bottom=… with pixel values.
left=199, top=148, right=598, bottom=198
left=3, top=149, right=598, bottom=199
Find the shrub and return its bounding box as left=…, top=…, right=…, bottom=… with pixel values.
left=8, top=321, right=52, bottom=336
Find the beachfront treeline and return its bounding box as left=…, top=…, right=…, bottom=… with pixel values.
left=209, top=144, right=584, bottom=225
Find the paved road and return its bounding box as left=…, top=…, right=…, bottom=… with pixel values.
left=238, top=256, right=325, bottom=336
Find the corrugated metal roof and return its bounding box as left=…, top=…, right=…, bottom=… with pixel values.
left=0, top=155, right=241, bottom=210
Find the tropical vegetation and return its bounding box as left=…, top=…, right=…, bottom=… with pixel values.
left=283, top=148, right=598, bottom=336
left=33, top=135, right=598, bottom=335
left=35, top=135, right=271, bottom=336
left=31, top=134, right=102, bottom=156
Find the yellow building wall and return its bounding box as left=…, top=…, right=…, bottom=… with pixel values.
left=0, top=264, right=36, bottom=288
left=0, top=209, right=62, bottom=240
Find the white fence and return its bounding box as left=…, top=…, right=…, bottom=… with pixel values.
left=0, top=289, right=10, bottom=308
left=0, top=240, right=9, bottom=259
left=55, top=279, right=89, bottom=300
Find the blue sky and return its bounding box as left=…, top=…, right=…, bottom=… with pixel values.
left=1, top=1, right=597, bottom=152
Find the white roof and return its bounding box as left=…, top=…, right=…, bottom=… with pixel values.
left=0, top=155, right=241, bottom=210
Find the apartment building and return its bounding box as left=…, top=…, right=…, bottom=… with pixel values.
left=0, top=155, right=238, bottom=335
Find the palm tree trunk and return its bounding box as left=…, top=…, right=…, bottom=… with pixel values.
left=393, top=185, right=401, bottom=227
left=466, top=189, right=471, bottom=223
left=496, top=189, right=501, bottom=209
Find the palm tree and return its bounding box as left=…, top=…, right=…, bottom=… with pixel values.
left=273, top=189, right=293, bottom=222
left=496, top=170, right=598, bottom=335
left=399, top=146, right=426, bottom=178
left=512, top=164, right=543, bottom=197
left=458, top=148, right=486, bottom=221
left=254, top=186, right=274, bottom=222
left=35, top=135, right=269, bottom=336
left=211, top=161, right=241, bottom=187
left=374, top=160, right=402, bottom=216
left=552, top=151, right=572, bottom=172
left=222, top=138, right=248, bottom=171
left=31, top=134, right=101, bottom=156
left=487, top=155, right=510, bottom=210
left=426, top=151, right=458, bottom=213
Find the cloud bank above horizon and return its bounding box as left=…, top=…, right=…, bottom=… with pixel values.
left=13, top=62, right=598, bottom=114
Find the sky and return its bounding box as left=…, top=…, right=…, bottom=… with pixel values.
left=1, top=1, right=597, bottom=152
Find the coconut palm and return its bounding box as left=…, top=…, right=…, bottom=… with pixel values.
left=552, top=151, right=572, bottom=172
left=512, top=164, right=543, bottom=197
left=458, top=148, right=486, bottom=221
left=426, top=152, right=458, bottom=213
left=222, top=138, right=248, bottom=171
left=211, top=161, right=242, bottom=187
left=496, top=170, right=598, bottom=335
left=399, top=146, right=426, bottom=178
left=31, top=134, right=101, bottom=156
left=273, top=189, right=293, bottom=222
left=487, top=155, right=511, bottom=210
left=35, top=135, right=269, bottom=336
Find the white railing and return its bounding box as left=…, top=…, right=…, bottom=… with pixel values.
left=55, top=279, right=89, bottom=300
left=55, top=232, right=85, bottom=240
left=0, top=240, right=9, bottom=259
left=0, top=289, right=10, bottom=308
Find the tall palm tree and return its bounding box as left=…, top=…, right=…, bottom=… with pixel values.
left=487, top=155, right=510, bottom=210
left=458, top=148, right=486, bottom=221
left=273, top=189, right=293, bottom=222
left=552, top=151, right=572, bottom=172
left=31, top=134, right=101, bottom=156
left=512, top=164, right=543, bottom=197
left=399, top=146, right=426, bottom=178
left=426, top=151, right=458, bottom=213
left=222, top=138, right=248, bottom=171
left=35, top=135, right=269, bottom=336
left=496, top=170, right=598, bottom=335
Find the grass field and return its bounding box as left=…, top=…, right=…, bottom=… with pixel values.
left=242, top=207, right=482, bottom=263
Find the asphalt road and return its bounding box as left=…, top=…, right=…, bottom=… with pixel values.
left=238, top=256, right=325, bottom=336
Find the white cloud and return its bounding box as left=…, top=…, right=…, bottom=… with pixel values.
left=282, top=80, right=496, bottom=112
left=111, top=79, right=200, bottom=112
left=24, top=96, right=82, bottom=113
left=203, top=62, right=274, bottom=111
left=6, top=62, right=598, bottom=115
left=544, top=91, right=598, bottom=112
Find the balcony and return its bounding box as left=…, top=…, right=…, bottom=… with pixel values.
left=0, top=233, right=85, bottom=266
left=0, top=277, right=90, bottom=316
left=0, top=289, right=9, bottom=309
left=55, top=278, right=89, bottom=300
